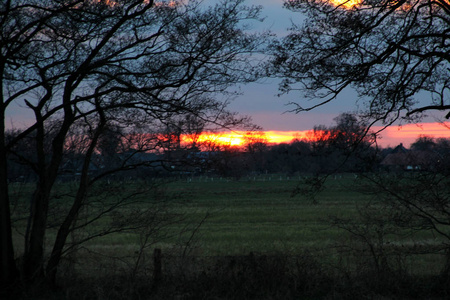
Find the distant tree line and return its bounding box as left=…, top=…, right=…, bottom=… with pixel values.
left=8, top=113, right=450, bottom=183
left=212, top=115, right=450, bottom=177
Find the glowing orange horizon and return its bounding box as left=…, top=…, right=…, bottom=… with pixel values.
left=375, top=122, right=450, bottom=147
left=185, top=132, right=247, bottom=146
left=178, top=122, right=450, bottom=149
left=325, top=0, right=446, bottom=10
left=328, top=0, right=362, bottom=9
left=181, top=130, right=312, bottom=148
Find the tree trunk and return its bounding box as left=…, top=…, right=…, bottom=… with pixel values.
left=0, top=117, right=19, bottom=291
left=47, top=119, right=104, bottom=285
left=22, top=113, right=70, bottom=285
left=22, top=183, right=51, bottom=284
left=46, top=185, right=87, bottom=285
left=0, top=57, right=18, bottom=292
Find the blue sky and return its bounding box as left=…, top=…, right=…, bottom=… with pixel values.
left=228, top=0, right=450, bottom=147
left=228, top=0, right=358, bottom=131
left=6, top=0, right=449, bottom=147
left=6, top=0, right=351, bottom=132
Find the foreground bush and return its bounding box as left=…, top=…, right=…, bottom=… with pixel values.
left=8, top=250, right=450, bottom=300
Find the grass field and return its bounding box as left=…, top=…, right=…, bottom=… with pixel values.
left=160, top=175, right=367, bottom=256
left=9, top=174, right=450, bottom=298
left=11, top=174, right=446, bottom=260
left=10, top=175, right=365, bottom=254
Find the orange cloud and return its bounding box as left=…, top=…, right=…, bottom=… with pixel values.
left=328, top=0, right=362, bottom=9
left=181, top=130, right=310, bottom=149
left=374, top=122, right=450, bottom=147
left=178, top=122, right=450, bottom=149
left=190, top=132, right=246, bottom=146
left=262, top=131, right=308, bottom=143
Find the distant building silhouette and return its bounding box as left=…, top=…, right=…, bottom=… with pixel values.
left=381, top=143, right=440, bottom=171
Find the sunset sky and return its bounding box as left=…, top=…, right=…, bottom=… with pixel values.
left=226, top=0, right=450, bottom=148
left=5, top=0, right=450, bottom=149
left=189, top=122, right=450, bottom=149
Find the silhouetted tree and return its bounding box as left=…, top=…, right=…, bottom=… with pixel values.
left=305, top=113, right=377, bottom=173
left=266, top=140, right=313, bottom=174
left=270, top=0, right=450, bottom=125
left=410, top=135, right=436, bottom=152
left=335, top=170, right=450, bottom=283
left=270, top=0, right=450, bottom=278
left=0, top=0, right=266, bottom=291
left=243, top=131, right=269, bottom=173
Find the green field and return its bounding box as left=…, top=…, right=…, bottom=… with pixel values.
left=11, top=174, right=442, bottom=256
left=9, top=175, right=449, bottom=298
left=9, top=175, right=363, bottom=255
left=87, top=174, right=446, bottom=275
left=11, top=174, right=446, bottom=260
left=65, top=175, right=362, bottom=256
left=160, top=176, right=365, bottom=256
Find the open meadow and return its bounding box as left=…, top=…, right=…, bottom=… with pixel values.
left=32, top=174, right=367, bottom=258
left=162, top=175, right=365, bottom=255
left=9, top=174, right=449, bottom=299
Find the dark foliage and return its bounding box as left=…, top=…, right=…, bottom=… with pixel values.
left=270, top=0, right=450, bottom=125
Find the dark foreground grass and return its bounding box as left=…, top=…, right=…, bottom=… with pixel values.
left=9, top=175, right=450, bottom=299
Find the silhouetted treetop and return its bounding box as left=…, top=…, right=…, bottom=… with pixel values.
left=270, top=0, right=450, bottom=125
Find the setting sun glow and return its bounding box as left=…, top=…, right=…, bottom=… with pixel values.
left=192, top=133, right=246, bottom=147
left=180, top=130, right=313, bottom=149
left=177, top=122, right=450, bottom=149
left=375, top=122, right=450, bottom=147
left=328, top=0, right=362, bottom=8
